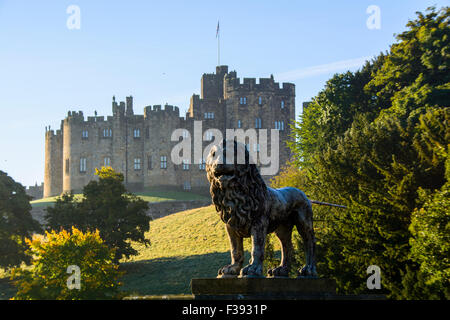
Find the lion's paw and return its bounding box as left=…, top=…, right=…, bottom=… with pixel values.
left=217, top=264, right=241, bottom=278
left=267, top=266, right=289, bottom=278
left=298, top=265, right=318, bottom=278
left=240, top=264, right=263, bottom=278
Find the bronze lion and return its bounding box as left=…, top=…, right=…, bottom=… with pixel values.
left=206, top=140, right=317, bottom=278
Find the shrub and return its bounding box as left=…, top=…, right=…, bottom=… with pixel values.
left=11, top=227, right=124, bottom=300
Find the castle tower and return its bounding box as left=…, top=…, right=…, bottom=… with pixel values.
left=62, top=111, right=87, bottom=194
left=43, top=128, right=63, bottom=197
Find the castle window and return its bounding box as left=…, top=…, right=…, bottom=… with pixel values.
left=204, top=112, right=214, bottom=119
left=82, top=130, right=88, bottom=139
left=199, top=158, right=206, bottom=170
left=145, top=127, right=150, bottom=139
left=134, top=128, right=141, bottom=138
left=148, top=156, right=152, bottom=170
left=183, top=181, right=191, bottom=190
left=275, top=121, right=285, bottom=131
left=160, top=156, right=167, bottom=169
left=239, top=97, right=247, bottom=105
left=255, top=118, right=262, bottom=129
left=258, top=97, right=262, bottom=105
left=134, top=158, right=141, bottom=170
left=65, top=159, right=70, bottom=174
left=281, top=100, right=285, bottom=109
left=182, top=159, right=190, bottom=171
left=104, top=157, right=111, bottom=167
left=103, top=128, right=112, bottom=137
left=237, top=120, right=242, bottom=128
left=80, top=158, right=87, bottom=173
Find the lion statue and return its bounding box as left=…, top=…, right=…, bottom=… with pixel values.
left=206, top=140, right=317, bottom=278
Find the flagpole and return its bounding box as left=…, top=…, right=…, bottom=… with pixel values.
left=216, top=20, right=220, bottom=66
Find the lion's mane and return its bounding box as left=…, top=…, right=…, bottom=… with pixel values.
left=207, top=162, right=269, bottom=230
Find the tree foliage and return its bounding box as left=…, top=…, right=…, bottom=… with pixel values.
left=45, top=167, right=151, bottom=261
left=0, top=171, right=41, bottom=269
left=11, top=227, right=123, bottom=300
left=275, top=7, right=449, bottom=299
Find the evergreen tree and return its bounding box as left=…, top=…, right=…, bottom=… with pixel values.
left=277, top=6, right=449, bottom=298
left=0, top=171, right=42, bottom=269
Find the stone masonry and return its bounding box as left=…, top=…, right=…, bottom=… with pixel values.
left=44, top=66, right=295, bottom=198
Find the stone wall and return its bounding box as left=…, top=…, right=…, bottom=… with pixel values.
left=31, top=199, right=212, bottom=226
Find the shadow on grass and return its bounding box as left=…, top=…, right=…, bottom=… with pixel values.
left=0, top=277, right=16, bottom=300
left=120, top=251, right=251, bottom=296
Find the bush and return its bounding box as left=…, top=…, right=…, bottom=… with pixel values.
left=11, top=227, right=124, bottom=300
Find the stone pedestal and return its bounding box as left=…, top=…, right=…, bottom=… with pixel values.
left=191, top=278, right=339, bottom=300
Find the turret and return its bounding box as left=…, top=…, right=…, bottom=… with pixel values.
left=112, top=96, right=125, bottom=116
left=43, top=129, right=63, bottom=197
left=126, top=96, right=134, bottom=116
left=201, top=65, right=229, bottom=100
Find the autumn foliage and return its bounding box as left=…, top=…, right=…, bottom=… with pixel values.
left=11, top=227, right=123, bottom=300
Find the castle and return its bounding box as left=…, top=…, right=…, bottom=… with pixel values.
left=44, top=66, right=295, bottom=198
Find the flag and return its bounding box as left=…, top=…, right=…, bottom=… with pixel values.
left=216, top=21, right=219, bottom=38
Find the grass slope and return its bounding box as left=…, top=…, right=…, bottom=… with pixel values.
left=121, top=205, right=254, bottom=296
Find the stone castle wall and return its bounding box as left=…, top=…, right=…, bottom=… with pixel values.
left=44, top=66, right=295, bottom=198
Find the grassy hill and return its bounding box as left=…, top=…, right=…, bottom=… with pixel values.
left=120, top=205, right=255, bottom=296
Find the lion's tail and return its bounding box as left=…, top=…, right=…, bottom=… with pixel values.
left=310, top=200, right=347, bottom=209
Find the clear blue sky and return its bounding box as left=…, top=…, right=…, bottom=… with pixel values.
left=0, top=0, right=447, bottom=187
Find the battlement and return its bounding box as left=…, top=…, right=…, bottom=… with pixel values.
left=144, top=104, right=180, bottom=119
left=45, top=129, right=62, bottom=138
left=224, top=73, right=295, bottom=95
left=87, top=116, right=105, bottom=122
left=66, top=110, right=84, bottom=120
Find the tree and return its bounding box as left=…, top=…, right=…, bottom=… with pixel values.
left=408, top=159, right=450, bottom=299
left=0, top=171, right=41, bottom=269
left=11, top=227, right=124, bottom=300
left=278, top=6, right=449, bottom=298
left=45, top=167, right=151, bottom=261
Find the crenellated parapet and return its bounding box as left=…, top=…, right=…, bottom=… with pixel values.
left=144, top=104, right=180, bottom=119
left=65, top=111, right=85, bottom=124
left=224, top=72, right=295, bottom=95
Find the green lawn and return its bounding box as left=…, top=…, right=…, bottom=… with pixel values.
left=120, top=205, right=254, bottom=296
left=30, top=189, right=209, bottom=208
